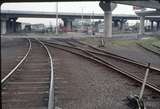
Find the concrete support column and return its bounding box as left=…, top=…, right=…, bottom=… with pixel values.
left=16, top=22, right=22, bottom=32
left=119, top=19, right=127, bottom=31
left=104, top=10, right=112, bottom=38
left=120, top=21, right=123, bottom=31
left=139, top=16, right=145, bottom=35
left=1, top=20, right=7, bottom=34
left=62, top=18, right=73, bottom=32
left=157, top=21, right=160, bottom=31
left=99, top=0, right=112, bottom=39
left=150, top=20, right=154, bottom=31
left=113, top=20, right=118, bottom=27
left=13, top=18, right=17, bottom=32
left=7, top=18, right=17, bottom=33
left=66, top=21, right=72, bottom=31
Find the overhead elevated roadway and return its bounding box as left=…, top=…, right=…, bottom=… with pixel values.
left=1, top=0, right=160, bottom=41
left=136, top=10, right=160, bottom=16
left=113, top=0, right=160, bottom=9
left=1, top=0, right=160, bottom=9
left=135, top=10, right=160, bottom=34
left=1, top=10, right=160, bottom=35
left=1, top=10, right=140, bottom=35
left=113, top=0, right=160, bottom=36
left=2, top=10, right=159, bottom=20
left=1, top=10, right=139, bottom=20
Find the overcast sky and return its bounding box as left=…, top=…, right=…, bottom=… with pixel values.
left=1, top=2, right=138, bottom=26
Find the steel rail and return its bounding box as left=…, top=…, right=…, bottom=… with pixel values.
left=69, top=39, right=133, bottom=59
left=1, top=38, right=32, bottom=84
left=42, top=40, right=160, bottom=94
left=36, top=39, right=54, bottom=109
left=71, top=40, right=160, bottom=72
left=136, top=43, right=160, bottom=56
left=60, top=40, right=160, bottom=91
left=66, top=39, right=151, bottom=63
left=52, top=39, right=160, bottom=72
left=60, top=40, right=160, bottom=88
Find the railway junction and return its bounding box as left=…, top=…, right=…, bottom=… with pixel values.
left=1, top=0, right=160, bottom=109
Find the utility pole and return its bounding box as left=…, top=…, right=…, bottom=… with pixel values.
left=56, top=2, right=58, bottom=35
left=92, top=11, right=94, bottom=36
left=81, top=8, right=84, bottom=32
left=90, top=11, right=94, bottom=36
left=90, top=12, right=92, bottom=36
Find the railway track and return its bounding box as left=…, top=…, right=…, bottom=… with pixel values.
left=1, top=39, right=54, bottom=109
left=71, top=39, right=160, bottom=71
left=42, top=39, right=160, bottom=94
left=1, top=38, right=29, bottom=80
left=136, top=43, right=160, bottom=56
left=55, top=38, right=160, bottom=71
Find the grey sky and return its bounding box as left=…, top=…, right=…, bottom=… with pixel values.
left=1, top=2, right=138, bottom=26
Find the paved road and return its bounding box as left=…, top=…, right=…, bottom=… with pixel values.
left=1, top=32, right=160, bottom=39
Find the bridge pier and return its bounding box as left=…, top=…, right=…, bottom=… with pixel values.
left=119, top=19, right=127, bottom=31
left=156, top=21, right=160, bottom=31
left=139, top=16, right=145, bottom=35
left=16, top=22, right=22, bottom=32
left=62, top=18, right=74, bottom=32
left=104, top=3, right=112, bottom=38
left=1, top=20, right=7, bottom=34
left=1, top=17, right=20, bottom=34
left=7, top=18, right=17, bottom=33
left=99, top=0, right=113, bottom=46
left=150, top=20, right=154, bottom=31
left=113, top=20, right=118, bottom=27
left=13, top=18, right=17, bottom=32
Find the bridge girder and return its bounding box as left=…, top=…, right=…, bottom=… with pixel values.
left=1, top=0, right=160, bottom=9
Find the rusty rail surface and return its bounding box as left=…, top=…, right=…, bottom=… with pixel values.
left=37, top=39, right=55, bottom=109
left=1, top=38, right=32, bottom=84
left=42, top=40, right=160, bottom=94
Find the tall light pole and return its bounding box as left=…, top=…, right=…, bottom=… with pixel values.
left=90, top=11, right=93, bottom=36
left=81, top=8, right=84, bottom=32
left=56, top=2, right=58, bottom=35
left=92, top=11, right=94, bottom=36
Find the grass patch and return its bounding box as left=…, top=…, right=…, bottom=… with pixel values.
left=139, top=37, right=158, bottom=44
left=80, top=37, right=103, bottom=47
left=137, top=37, right=160, bottom=54
left=107, top=37, right=159, bottom=47
left=138, top=37, right=159, bottom=47
left=79, top=36, right=160, bottom=49
left=111, top=40, right=138, bottom=46
left=112, top=31, right=134, bottom=34
left=152, top=41, right=160, bottom=48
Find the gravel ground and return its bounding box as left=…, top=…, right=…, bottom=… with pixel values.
left=1, top=38, right=29, bottom=79
left=2, top=40, right=50, bottom=109
left=49, top=47, right=160, bottom=109
left=1, top=36, right=160, bottom=109
left=103, top=44, right=160, bottom=69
